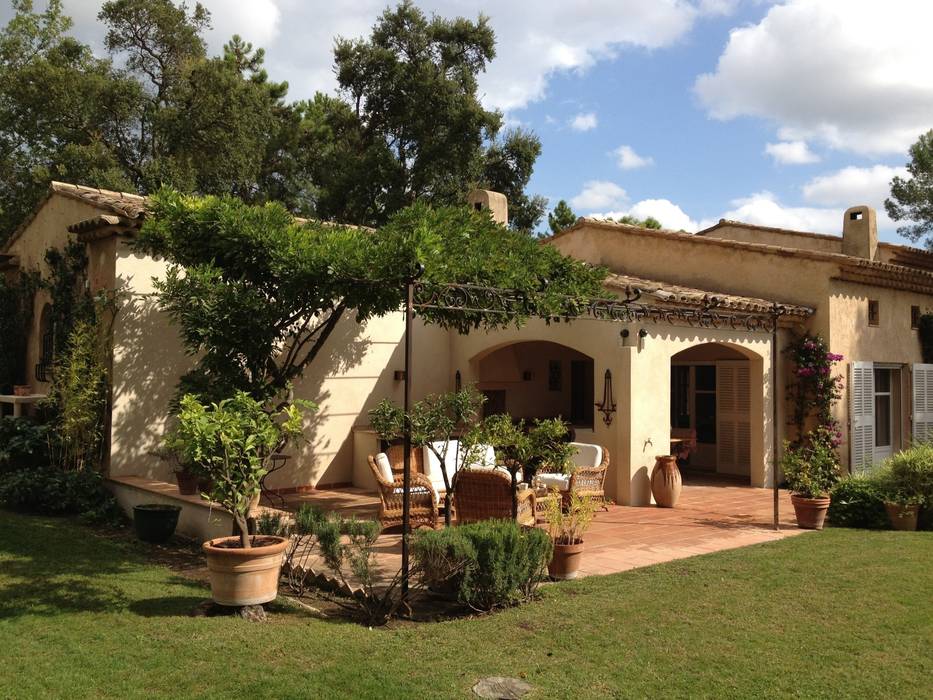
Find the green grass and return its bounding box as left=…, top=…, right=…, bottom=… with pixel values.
left=0, top=511, right=930, bottom=699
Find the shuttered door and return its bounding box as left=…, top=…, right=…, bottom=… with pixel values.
left=912, top=364, right=933, bottom=443
left=716, top=361, right=751, bottom=474
left=849, top=362, right=875, bottom=474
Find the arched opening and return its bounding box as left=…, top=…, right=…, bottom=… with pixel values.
left=474, top=340, right=595, bottom=431
left=671, top=342, right=754, bottom=483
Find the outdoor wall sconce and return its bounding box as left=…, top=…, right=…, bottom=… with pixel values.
left=455, top=370, right=462, bottom=391
left=394, top=370, right=406, bottom=381
left=595, top=369, right=617, bottom=426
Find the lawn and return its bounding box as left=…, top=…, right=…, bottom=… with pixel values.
left=0, top=510, right=930, bottom=699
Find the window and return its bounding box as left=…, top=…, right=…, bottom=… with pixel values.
left=868, top=299, right=879, bottom=326
left=912, top=305, right=921, bottom=330
left=874, top=368, right=892, bottom=449
left=670, top=366, right=690, bottom=429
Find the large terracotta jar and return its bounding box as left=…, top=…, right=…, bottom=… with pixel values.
left=651, top=455, right=682, bottom=508
left=790, top=495, right=831, bottom=530
left=203, top=536, right=288, bottom=606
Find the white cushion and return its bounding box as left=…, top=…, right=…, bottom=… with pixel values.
left=570, top=442, right=602, bottom=469
left=374, top=452, right=393, bottom=482
left=536, top=472, right=571, bottom=491
left=460, top=443, right=496, bottom=469
left=423, top=441, right=462, bottom=493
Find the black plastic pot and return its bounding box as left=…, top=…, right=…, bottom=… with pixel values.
left=133, top=503, right=182, bottom=544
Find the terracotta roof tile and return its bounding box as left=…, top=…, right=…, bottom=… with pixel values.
left=50, top=181, right=147, bottom=220
left=604, top=272, right=813, bottom=317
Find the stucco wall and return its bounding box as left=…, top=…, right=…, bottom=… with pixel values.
left=107, top=238, right=452, bottom=488
left=700, top=223, right=844, bottom=255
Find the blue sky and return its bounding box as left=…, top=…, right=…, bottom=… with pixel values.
left=8, top=1, right=930, bottom=241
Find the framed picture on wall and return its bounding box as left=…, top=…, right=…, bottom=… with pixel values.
left=548, top=360, right=562, bottom=391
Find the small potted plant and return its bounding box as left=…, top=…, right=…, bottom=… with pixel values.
left=170, top=391, right=309, bottom=607
left=543, top=490, right=596, bottom=580
left=781, top=426, right=840, bottom=530
left=883, top=491, right=922, bottom=531
left=878, top=448, right=932, bottom=531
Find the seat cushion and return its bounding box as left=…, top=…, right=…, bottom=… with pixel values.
left=374, top=452, right=393, bottom=482
left=570, top=442, right=602, bottom=469
left=536, top=472, right=570, bottom=491
left=423, top=441, right=462, bottom=492
left=460, top=443, right=496, bottom=469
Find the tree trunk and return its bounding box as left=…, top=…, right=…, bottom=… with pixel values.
left=234, top=513, right=251, bottom=548
left=444, top=492, right=452, bottom=527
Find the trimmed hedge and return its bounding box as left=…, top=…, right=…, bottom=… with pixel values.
left=0, top=417, right=50, bottom=473
left=0, top=467, right=122, bottom=524
left=828, top=475, right=888, bottom=529
left=413, top=520, right=552, bottom=611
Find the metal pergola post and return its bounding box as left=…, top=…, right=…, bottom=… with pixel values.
left=771, top=304, right=787, bottom=531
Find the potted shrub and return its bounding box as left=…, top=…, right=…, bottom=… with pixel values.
left=543, top=490, right=596, bottom=580
left=170, top=391, right=308, bottom=607
left=781, top=426, right=840, bottom=530
left=880, top=445, right=933, bottom=531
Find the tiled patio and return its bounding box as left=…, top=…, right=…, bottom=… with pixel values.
left=287, top=478, right=807, bottom=589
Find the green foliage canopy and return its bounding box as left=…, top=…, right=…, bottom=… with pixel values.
left=135, top=189, right=607, bottom=405
left=886, top=130, right=933, bottom=247
left=548, top=199, right=577, bottom=234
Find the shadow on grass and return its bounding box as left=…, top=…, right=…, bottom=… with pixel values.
left=128, top=595, right=207, bottom=617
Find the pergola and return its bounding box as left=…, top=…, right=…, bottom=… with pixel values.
left=395, top=272, right=795, bottom=593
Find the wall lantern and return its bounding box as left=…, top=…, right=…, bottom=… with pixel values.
left=595, top=369, right=617, bottom=426
left=455, top=370, right=462, bottom=391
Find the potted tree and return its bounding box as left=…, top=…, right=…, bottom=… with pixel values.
left=543, top=490, right=596, bottom=580
left=170, top=391, right=308, bottom=607
left=879, top=446, right=932, bottom=531
left=781, top=427, right=840, bottom=530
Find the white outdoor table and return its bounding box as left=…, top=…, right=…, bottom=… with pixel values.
left=0, top=394, right=47, bottom=418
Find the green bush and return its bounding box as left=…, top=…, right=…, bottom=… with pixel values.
left=0, top=417, right=50, bottom=473
left=0, top=467, right=122, bottom=524
left=883, top=443, right=933, bottom=507
left=828, top=475, right=888, bottom=529
left=413, top=520, right=552, bottom=611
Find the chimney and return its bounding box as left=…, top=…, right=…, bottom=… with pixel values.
left=842, top=205, right=878, bottom=260
left=467, top=189, right=508, bottom=226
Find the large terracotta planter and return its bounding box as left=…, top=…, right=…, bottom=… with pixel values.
left=791, top=494, right=831, bottom=530
left=885, top=502, right=919, bottom=531
left=651, top=455, right=682, bottom=508
left=548, top=540, right=584, bottom=580
left=203, top=535, right=288, bottom=606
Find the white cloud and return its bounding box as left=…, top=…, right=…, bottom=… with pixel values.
left=569, top=112, right=598, bottom=132
left=599, top=199, right=699, bottom=231
left=802, top=165, right=907, bottom=207
left=764, top=140, right=819, bottom=165
left=613, top=145, right=654, bottom=170
left=8, top=1, right=733, bottom=111
left=570, top=180, right=628, bottom=211
left=695, top=1, right=933, bottom=155
left=714, top=191, right=841, bottom=234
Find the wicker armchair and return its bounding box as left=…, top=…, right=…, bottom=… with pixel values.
left=383, top=444, right=425, bottom=476
left=537, top=444, right=610, bottom=510
left=367, top=452, right=438, bottom=531
left=453, top=469, right=536, bottom=527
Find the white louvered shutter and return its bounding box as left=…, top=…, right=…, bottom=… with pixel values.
left=849, top=362, right=875, bottom=474
left=912, top=364, right=933, bottom=443
left=717, top=362, right=751, bottom=473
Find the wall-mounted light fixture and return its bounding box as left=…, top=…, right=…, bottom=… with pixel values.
left=638, top=328, right=648, bottom=351
left=455, top=370, right=462, bottom=391
left=595, top=369, right=617, bottom=426
left=393, top=370, right=406, bottom=381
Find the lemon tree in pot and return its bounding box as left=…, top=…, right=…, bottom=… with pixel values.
left=543, top=490, right=596, bottom=580
left=169, top=391, right=309, bottom=607
left=781, top=426, right=840, bottom=530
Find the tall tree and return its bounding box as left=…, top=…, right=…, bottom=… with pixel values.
left=886, top=130, right=933, bottom=247
left=314, top=1, right=546, bottom=230
left=548, top=199, right=577, bottom=234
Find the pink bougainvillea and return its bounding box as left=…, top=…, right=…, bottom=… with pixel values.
left=785, top=333, right=844, bottom=447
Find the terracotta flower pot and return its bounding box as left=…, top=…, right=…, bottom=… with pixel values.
left=175, top=469, right=200, bottom=496
left=203, top=535, right=288, bottom=607
left=13, top=384, right=32, bottom=396
left=548, top=539, right=584, bottom=580
left=651, top=455, right=682, bottom=508
left=791, top=494, right=831, bottom=530
left=884, top=502, right=919, bottom=531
